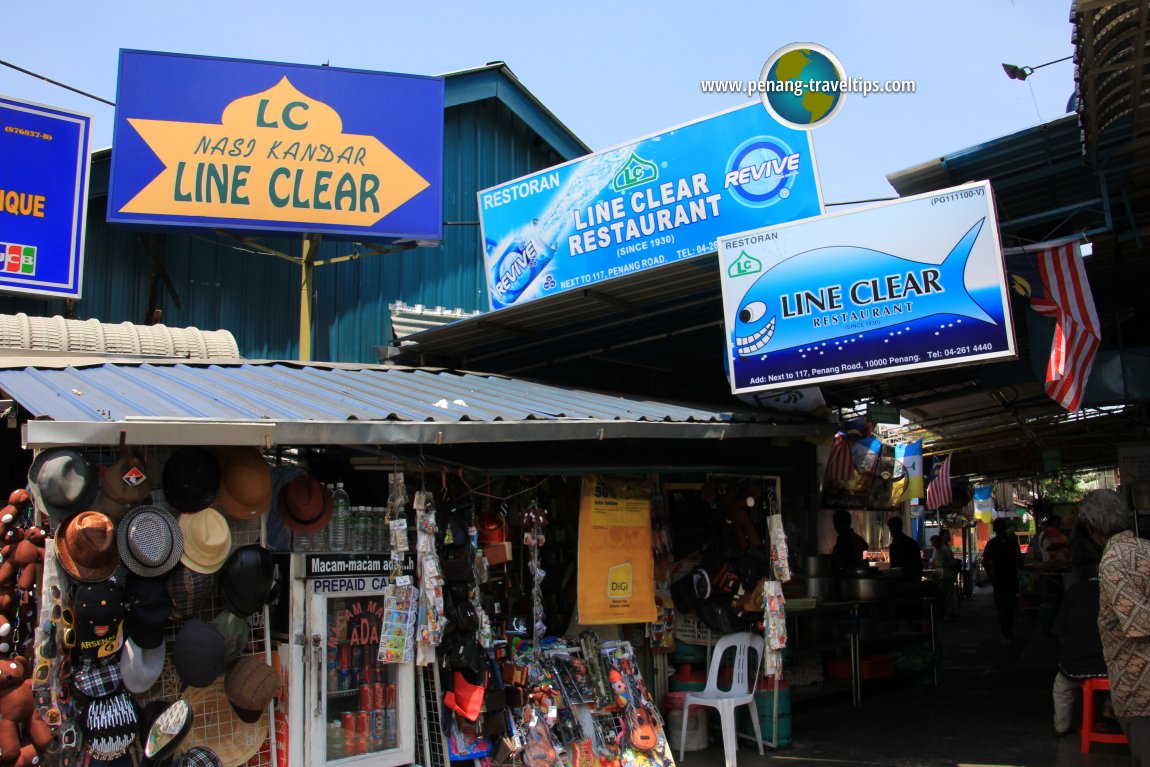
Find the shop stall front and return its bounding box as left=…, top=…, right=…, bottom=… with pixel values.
left=0, top=359, right=832, bottom=767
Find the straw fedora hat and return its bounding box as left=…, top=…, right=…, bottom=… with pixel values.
left=28, top=448, right=100, bottom=525
left=57, top=510, right=121, bottom=581
left=98, top=450, right=153, bottom=521
left=177, top=508, right=232, bottom=574
left=180, top=677, right=268, bottom=767
left=214, top=448, right=273, bottom=521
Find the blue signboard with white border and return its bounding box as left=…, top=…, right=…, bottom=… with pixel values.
left=718, top=180, right=1016, bottom=394
left=479, top=102, right=824, bottom=310
left=108, top=50, right=443, bottom=241
left=0, top=95, right=91, bottom=299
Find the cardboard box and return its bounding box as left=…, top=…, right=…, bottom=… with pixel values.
left=485, top=542, right=513, bottom=565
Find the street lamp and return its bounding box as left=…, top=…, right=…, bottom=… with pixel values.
left=1002, top=55, right=1073, bottom=81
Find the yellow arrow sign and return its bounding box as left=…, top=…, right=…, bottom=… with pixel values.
left=120, top=77, right=429, bottom=228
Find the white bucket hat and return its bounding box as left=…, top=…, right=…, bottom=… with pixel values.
left=120, top=636, right=165, bottom=694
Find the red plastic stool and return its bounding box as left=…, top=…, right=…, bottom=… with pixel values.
left=1081, top=676, right=1128, bottom=753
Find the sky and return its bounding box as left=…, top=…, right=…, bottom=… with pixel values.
left=1, top=1, right=1076, bottom=204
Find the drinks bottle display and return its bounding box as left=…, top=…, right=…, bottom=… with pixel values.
left=330, top=482, right=350, bottom=550
left=487, top=145, right=633, bottom=308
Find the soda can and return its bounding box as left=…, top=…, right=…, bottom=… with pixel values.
left=350, top=645, right=363, bottom=671
left=370, top=708, right=385, bottom=750
left=372, top=683, right=385, bottom=710
left=341, top=712, right=356, bottom=734
left=359, top=685, right=373, bottom=711
left=338, top=669, right=353, bottom=692
left=356, top=711, right=370, bottom=740
left=339, top=644, right=351, bottom=670
left=327, top=645, right=338, bottom=671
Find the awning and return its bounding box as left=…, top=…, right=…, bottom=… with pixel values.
left=0, top=360, right=834, bottom=449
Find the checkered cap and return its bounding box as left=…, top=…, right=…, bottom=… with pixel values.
left=173, top=747, right=222, bottom=767
left=82, top=690, right=138, bottom=760
left=166, top=565, right=216, bottom=620
left=74, top=655, right=123, bottom=700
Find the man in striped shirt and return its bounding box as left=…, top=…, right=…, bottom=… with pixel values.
left=1080, top=489, right=1150, bottom=764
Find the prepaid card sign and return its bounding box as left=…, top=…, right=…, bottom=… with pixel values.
left=718, top=181, right=1016, bottom=393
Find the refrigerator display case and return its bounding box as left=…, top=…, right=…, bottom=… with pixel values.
left=293, top=554, right=416, bottom=767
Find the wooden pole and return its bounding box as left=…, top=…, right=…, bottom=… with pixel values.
left=299, top=233, right=322, bottom=361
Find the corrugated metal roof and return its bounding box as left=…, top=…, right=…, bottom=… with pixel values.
left=0, top=361, right=832, bottom=448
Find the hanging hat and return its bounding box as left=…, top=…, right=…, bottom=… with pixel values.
left=117, top=505, right=184, bottom=578
left=142, top=699, right=193, bottom=761
left=167, top=565, right=216, bottom=620
left=173, top=747, right=223, bottom=767
left=73, top=655, right=123, bottom=700
left=124, top=573, right=174, bottom=649
left=215, top=447, right=273, bottom=521
left=97, top=450, right=152, bottom=521
left=82, top=690, right=139, bottom=760
left=173, top=619, right=225, bottom=688
left=57, top=511, right=121, bottom=582
left=219, top=546, right=278, bottom=619
left=224, top=655, right=281, bottom=723
left=74, top=579, right=126, bottom=660
left=178, top=507, right=232, bottom=574
left=162, top=447, right=221, bottom=514
left=276, top=475, right=333, bottom=534
left=120, top=636, right=165, bottom=694
left=182, top=681, right=266, bottom=767
left=213, top=610, right=251, bottom=664
left=28, top=447, right=100, bottom=525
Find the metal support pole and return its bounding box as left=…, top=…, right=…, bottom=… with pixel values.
left=299, top=234, right=321, bottom=361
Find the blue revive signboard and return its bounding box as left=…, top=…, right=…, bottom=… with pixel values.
left=0, top=96, right=91, bottom=299
left=108, top=50, right=443, bottom=240
left=718, top=181, right=1016, bottom=394
left=479, top=103, right=823, bottom=310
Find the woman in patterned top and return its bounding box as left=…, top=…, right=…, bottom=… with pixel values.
left=1078, top=489, right=1149, bottom=765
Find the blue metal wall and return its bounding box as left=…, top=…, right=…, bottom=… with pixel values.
left=0, top=94, right=572, bottom=363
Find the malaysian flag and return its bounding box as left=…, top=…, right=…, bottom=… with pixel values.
left=1005, top=240, right=1101, bottom=411
left=925, top=453, right=952, bottom=510
left=825, top=432, right=853, bottom=483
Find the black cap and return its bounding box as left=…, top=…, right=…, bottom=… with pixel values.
left=161, top=447, right=221, bottom=514
left=75, top=580, right=126, bottom=660
left=173, top=619, right=225, bottom=688
left=124, top=574, right=173, bottom=650
left=219, top=546, right=278, bottom=618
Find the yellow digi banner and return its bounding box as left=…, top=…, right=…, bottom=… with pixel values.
left=577, top=475, right=656, bottom=625
left=120, top=78, right=429, bottom=227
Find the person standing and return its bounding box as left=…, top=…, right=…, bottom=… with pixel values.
left=887, top=516, right=923, bottom=582
left=831, top=509, right=868, bottom=575
left=931, top=532, right=958, bottom=619
left=1079, top=488, right=1150, bottom=764
left=982, top=517, right=1023, bottom=644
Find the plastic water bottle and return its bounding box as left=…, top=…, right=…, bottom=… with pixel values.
left=353, top=506, right=368, bottom=551
left=330, top=482, right=350, bottom=550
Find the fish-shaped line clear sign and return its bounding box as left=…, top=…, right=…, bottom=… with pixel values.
left=732, top=218, right=994, bottom=357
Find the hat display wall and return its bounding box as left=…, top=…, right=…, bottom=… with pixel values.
left=215, top=448, right=273, bottom=521
left=162, top=447, right=221, bottom=515
left=276, top=474, right=333, bottom=534
left=177, top=508, right=232, bottom=575
left=74, top=580, right=126, bottom=660
left=173, top=619, right=225, bottom=688
left=224, top=655, right=281, bottom=723
left=97, top=450, right=152, bottom=521
left=219, top=546, right=277, bottom=619
left=117, top=505, right=183, bottom=578
left=28, top=448, right=99, bottom=525
left=57, top=511, right=120, bottom=582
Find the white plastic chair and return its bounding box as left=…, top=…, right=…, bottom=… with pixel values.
left=679, top=631, right=764, bottom=767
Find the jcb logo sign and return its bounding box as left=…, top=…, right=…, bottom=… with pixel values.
left=607, top=563, right=633, bottom=599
